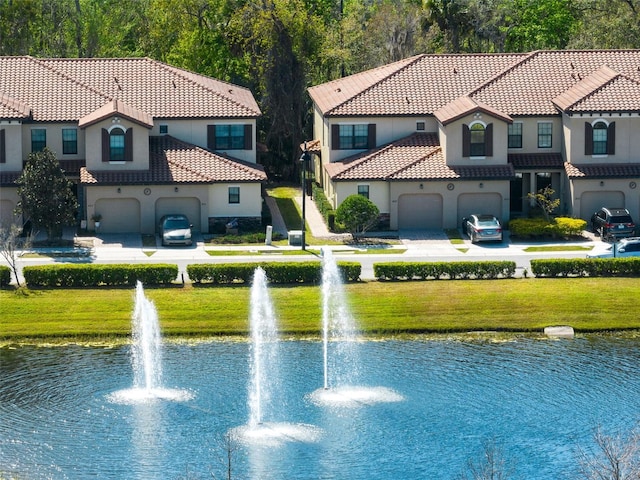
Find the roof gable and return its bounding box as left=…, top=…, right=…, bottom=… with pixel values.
left=434, top=96, right=512, bottom=125
left=78, top=99, right=153, bottom=128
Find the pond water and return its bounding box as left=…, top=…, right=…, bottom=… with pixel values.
left=1, top=336, right=639, bottom=479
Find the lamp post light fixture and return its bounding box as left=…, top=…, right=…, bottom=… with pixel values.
left=300, top=143, right=311, bottom=250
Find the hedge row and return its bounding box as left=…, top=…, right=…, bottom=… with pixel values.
left=0, top=265, right=10, bottom=286
left=187, top=261, right=361, bottom=284
left=312, top=183, right=337, bottom=232
left=531, top=258, right=640, bottom=277
left=509, top=217, right=587, bottom=238
left=373, top=261, right=516, bottom=280
left=23, top=264, right=179, bottom=287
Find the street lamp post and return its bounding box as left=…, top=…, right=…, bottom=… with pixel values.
left=300, top=144, right=311, bottom=251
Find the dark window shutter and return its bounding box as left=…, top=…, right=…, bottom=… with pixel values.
left=102, top=128, right=109, bottom=161
left=125, top=128, right=133, bottom=161
left=331, top=124, right=340, bottom=150
left=462, top=124, right=470, bottom=157
left=585, top=122, right=593, bottom=155
left=0, top=129, right=5, bottom=163
left=207, top=125, right=215, bottom=150
left=367, top=124, right=376, bottom=149
left=485, top=123, right=493, bottom=156
left=244, top=124, right=252, bottom=150
left=608, top=122, right=616, bottom=155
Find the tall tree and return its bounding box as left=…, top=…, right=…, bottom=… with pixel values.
left=15, top=148, right=78, bottom=241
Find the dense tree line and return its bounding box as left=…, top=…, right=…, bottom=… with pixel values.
left=2, top=0, right=640, bottom=179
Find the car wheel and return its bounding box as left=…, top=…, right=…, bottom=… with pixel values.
left=471, top=232, right=477, bottom=244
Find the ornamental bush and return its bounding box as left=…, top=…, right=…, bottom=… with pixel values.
left=373, top=261, right=516, bottom=280
left=509, top=217, right=587, bottom=238
left=531, top=258, right=640, bottom=277
left=0, top=265, right=11, bottom=286
left=23, top=264, right=178, bottom=287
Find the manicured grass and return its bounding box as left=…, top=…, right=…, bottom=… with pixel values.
left=524, top=245, right=593, bottom=252
left=2, top=277, right=640, bottom=344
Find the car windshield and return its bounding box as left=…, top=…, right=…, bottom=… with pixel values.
left=610, top=215, right=633, bottom=223
left=164, top=218, right=189, bottom=229
left=477, top=217, right=499, bottom=227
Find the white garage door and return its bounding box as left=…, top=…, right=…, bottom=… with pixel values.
left=580, top=191, right=625, bottom=220
left=94, top=198, right=141, bottom=233
left=457, top=193, right=503, bottom=224
left=155, top=197, right=201, bottom=231
left=398, top=194, right=443, bottom=229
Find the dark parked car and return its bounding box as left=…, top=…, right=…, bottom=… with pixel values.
left=587, top=237, right=640, bottom=258
left=590, top=207, right=635, bottom=242
left=158, top=214, right=192, bottom=246
left=462, top=214, right=503, bottom=243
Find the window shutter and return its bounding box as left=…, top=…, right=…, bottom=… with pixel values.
left=367, top=124, right=376, bottom=149
left=331, top=125, right=340, bottom=150
left=125, top=128, right=133, bottom=161
left=102, top=128, right=109, bottom=161
left=584, top=122, right=593, bottom=155
left=485, top=123, right=493, bottom=156
left=608, top=122, right=615, bottom=155
left=0, top=129, right=5, bottom=163
left=244, top=124, right=252, bottom=150
left=462, top=124, right=470, bottom=157
left=207, top=125, right=216, bottom=150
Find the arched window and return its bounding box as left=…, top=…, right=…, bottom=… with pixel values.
left=592, top=121, right=608, bottom=155
left=109, top=128, right=125, bottom=161
left=470, top=123, right=486, bottom=156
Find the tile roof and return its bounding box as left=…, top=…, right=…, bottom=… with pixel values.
left=434, top=95, right=512, bottom=125
left=0, top=92, right=30, bottom=119
left=508, top=153, right=565, bottom=169
left=326, top=133, right=514, bottom=181
left=310, top=50, right=640, bottom=117
left=564, top=162, right=640, bottom=179
left=80, top=135, right=266, bottom=185
left=78, top=99, right=154, bottom=128
left=0, top=56, right=260, bottom=122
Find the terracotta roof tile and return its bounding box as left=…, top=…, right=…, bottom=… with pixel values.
left=0, top=56, right=260, bottom=122
left=508, top=153, right=564, bottom=169
left=434, top=95, right=512, bottom=125
left=326, top=132, right=514, bottom=181
left=78, top=99, right=154, bottom=128
left=80, top=135, right=266, bottom=185
left=0, top=92, right=30, bottom=119
left=564, top=162, right=640, bottom=178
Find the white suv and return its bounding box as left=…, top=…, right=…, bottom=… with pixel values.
left=588, top=237, right=640, bottom=258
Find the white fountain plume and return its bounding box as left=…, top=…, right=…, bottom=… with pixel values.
left=309, top=248, right=404, bottom=407
left=107, top=281, right=193, bottom=404
left=230, top=268, right=322, bottom=446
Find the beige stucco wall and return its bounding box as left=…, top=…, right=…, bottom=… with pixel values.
left=562, top=114, right=640, bottom=164
left=84, top=119, right=150, bottom=170
left=20, top=123, right=84, bottom=162
left=439, top=113, right=509, bottom=165
left=331, top=181, right=390, bottom=214
left=507, top=117, right=563, bottom=155
left=208, top=183, right=263, bottom=217
left=1, top=123, right=23, bottom=171
left=0, top=188, right=21, bottom=226
left=151, top=118, right=257, bottom=164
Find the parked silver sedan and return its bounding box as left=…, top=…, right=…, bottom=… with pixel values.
left=462, top=214, right=503, bottom=243
left=587, top=237, right=640, bottom=258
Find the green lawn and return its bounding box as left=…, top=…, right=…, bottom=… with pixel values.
left=2, top=277, right=640, bottom=344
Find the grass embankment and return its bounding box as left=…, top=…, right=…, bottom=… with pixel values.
left=2, top=278, right=640, bottom=344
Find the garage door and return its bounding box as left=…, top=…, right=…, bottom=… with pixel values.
left=94, top=198, right=141, bottom=233
left=398, top=194, right=443, bottom=229
left=155, top=197, right=201, bottom=231
left=457, top=193, right=503, bottom=223
left=580, top=191, right=625, bottom=220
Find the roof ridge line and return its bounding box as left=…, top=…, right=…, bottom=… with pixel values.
left=327, top=54, right=426, bottom=115
left=386, top=146, right=442, bottom=180
left=27, top=56, right=112, bottom=102
left=146, top=58, right=261, bottom=117
left=467, top=50, right=541, bottom=97
left=0, top=91, right=30, bottom=117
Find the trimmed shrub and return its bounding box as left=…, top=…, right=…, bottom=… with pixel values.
left=312, top=183, right=338, bottom=232
left=509, top=217, right=587, bottom=239
left=373, top=261, right=516, bottom=280
left=0, top=265, right=11, bottom=286
left=531, top=258, right=640, bottom=277
left=187, top=261, right=361, bottom=284
left=23, top=264, right=178, bottom=287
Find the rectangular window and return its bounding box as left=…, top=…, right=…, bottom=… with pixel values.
left=228, top=186, right=240, bottom=204
left=31, top=129, right=46, bottom=152
left=508, top=123, right=522, bottom=148
left=357, top=185, right=369, bottom=199
left=216, top=125, right=245, bottom=150
left=159, top=125, right=168, bottom=134
left=110, top=129, right=125, bottom=161
left=416, top=121, right=426, bottom=131
left=339, top=124, right=368, bottom=149
left=538, top=122, right=552, bottom=148
left=62, top=128, right=78, bottom=154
